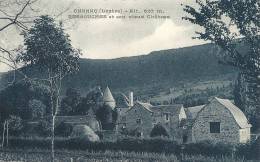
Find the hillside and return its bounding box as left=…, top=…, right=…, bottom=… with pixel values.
left=0, top=43, right=238, bottom=103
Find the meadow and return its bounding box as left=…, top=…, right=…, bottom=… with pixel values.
left=0, top=149, right=254, bottom=162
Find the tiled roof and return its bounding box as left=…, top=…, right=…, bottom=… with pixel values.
left=215, top=97, right=252, bottom=129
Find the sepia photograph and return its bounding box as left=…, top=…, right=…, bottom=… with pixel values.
left=0, top=0, right=259, bottom=161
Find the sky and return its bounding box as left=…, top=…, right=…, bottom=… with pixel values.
left=0, top=0, right=207, bottom=72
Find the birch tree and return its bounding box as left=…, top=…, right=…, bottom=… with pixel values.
left=17, top=15, right=80, bottom=161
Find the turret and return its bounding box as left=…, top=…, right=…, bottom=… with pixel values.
left=103, top=86, right=116, bottom=110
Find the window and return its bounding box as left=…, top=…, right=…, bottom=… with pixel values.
left=121, top=116, right=126, bottom=121
left=137, top=132, right=143, bottom=137
left=165, top=113, right=169, bottom=121
left=210, top=122, right=220, bottom=133
left=136, top=118, right=141, bottom=124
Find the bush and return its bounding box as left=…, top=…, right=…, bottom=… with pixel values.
left=150, top=124, right=169, bottom=138
left=4, top=137, right=259, bottom=160
left=35, top=119, right=51, bottom=137
left=55, top=122, right=73, bottom=137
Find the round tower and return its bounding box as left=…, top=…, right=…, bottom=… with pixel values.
left=103, top=86, right=116, bottom=110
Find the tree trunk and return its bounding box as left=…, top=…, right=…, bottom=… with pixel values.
left=1, top=121, right=6, bottom=147
left=51, top=115, right=55, bottom=162
left=6, top=121, right=8, bottom=147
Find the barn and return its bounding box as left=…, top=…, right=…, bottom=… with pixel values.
left=192, top=97, right=251, bottom=144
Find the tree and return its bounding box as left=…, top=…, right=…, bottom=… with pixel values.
left=60, top=88, right=81, bottom=115
left=183, top=0, right=260, bottom=130
left=1, top=115, right=22, bottom=147
left=96, top=105, right=113, bottom=130
left=17, top=15, right=80, bottom=161
left=28, top=99, right=46, bottom=119
left=0, top=0, right=36, bottom=83
left=150, top=124, right=169, bottom=138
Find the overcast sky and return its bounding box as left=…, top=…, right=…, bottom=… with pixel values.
left=0, top=0, right=207, bottom=72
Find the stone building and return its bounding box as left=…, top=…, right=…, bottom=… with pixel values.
left=122, top=101, right=187, bottom=142
left=103, top=86, right=116, bottom=110
left=192, top=97, right=251, bottom=144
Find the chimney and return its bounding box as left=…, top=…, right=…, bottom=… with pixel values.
left=129, top=91, right=134, bottom=107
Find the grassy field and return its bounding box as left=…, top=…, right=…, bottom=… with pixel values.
left=0, top=149, right=254, bottom=162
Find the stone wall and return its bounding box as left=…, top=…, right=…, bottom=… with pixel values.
left=192, top=99, right=241, bottom=144
left=125, top=104, right=154, bottom=138
left=239, top=127, right=251, bottom=143
left=125, top=104, right=184, bottom=142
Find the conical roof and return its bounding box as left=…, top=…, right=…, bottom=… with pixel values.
left=103, top=86, right=115, bottom=102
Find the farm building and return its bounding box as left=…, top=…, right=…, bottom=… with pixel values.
left=191, top=97, right=251, bottom=144
left=120, top=101, right=187, bottom=142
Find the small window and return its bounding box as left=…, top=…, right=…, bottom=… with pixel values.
left=210, top=122, right=220, bottom=133
left=165, top=113, right=169, bottom=121
left=137, top=132, right=143, bottom=137
left=121, top=116, right=126, bottom=121
left=136, top=118, right=141, bottom=124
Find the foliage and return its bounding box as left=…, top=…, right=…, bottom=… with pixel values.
left=0, top=81, right=50, bottom=121
left=95, top=105, right=117, bottom=130
left=18, top=15, right=80, bottom=75
left=54, top=122, right=73, bottom=137
left=183, top=0, right=260, bottom=130
left=3, top=137, right=259, bottom=160
left=150, top=124, right=169, bottom=138
left=28, top=99, right=46, bottom=119
left=35, top=119, right=51, bottom=137
left=17, top=15, right=81, bottom=161
left=60, top=88, right=82, bottom=115
left=7, top=115, right=23, bottom=136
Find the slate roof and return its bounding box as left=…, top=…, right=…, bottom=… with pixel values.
left=127, top=101, right=183, bottom=115
left=150, top=104, right=183, bottom=114
left=136, top=101, right=153, bottom=112
left=215, top=97, right=252, bottom=129
left=185, top=105, right=205, bottom=120
left=115, top=93, right=130, bottom=108
left=103, top=86, right=115, bottom=102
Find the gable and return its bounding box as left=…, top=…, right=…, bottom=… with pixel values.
left=195, top=98, right=251, bottom=129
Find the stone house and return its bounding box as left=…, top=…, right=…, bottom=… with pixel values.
left=122, top=101, right=187, bottom=142
left=191, top=97, right=251, bottom=144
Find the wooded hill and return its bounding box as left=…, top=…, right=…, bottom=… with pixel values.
left=0, top=43, right=238, bottom=98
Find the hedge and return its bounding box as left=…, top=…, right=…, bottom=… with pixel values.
left=5, top=137, right=260, bottom=160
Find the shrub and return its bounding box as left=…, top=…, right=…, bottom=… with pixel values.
left=35, top=119, right=51, bottom=137
left=150, top=124, right=169, bottom=138
left=55, top=122, right=73, bottom=137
